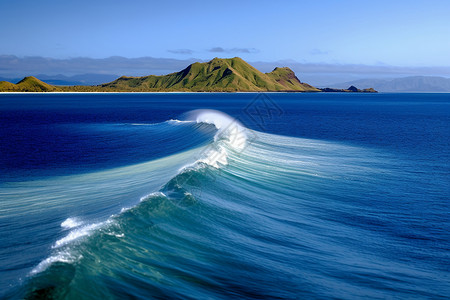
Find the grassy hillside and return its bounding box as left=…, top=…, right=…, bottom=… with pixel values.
left=0, top=81, right=17, bottom=91
left=266, top=67, right=319, bottom=91
left=0, top=76, right=60, bottom=92
left=101, top=57, right=319, bottom=92
left=0, top=58, right=320, bottom=92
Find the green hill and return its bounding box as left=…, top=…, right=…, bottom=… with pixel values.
left=101, top=57, right=320, bottom=92
left=0, top=81, right=17, bottom=91
left=0, top=58, right=320, bottom=92
left=0, top=76, right=60, bottom=92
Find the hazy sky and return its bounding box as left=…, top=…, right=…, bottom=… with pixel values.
left=1, top=0, right=449, bottom=67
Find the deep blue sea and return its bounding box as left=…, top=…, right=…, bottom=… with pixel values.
left=0, top=93, right=449, bottom=299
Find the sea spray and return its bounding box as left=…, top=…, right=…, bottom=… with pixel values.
left=60, top=217, right=84, bottom=230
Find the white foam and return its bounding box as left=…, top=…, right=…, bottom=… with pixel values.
left=197, top=145, right=229, bottom=168
left=185, top=109, right=249, bottom=168
left=168, top=119, right=195, bottom=125
left=30, top=251, right=82, bottom=275
left=61, top=217, right=83, bottom=229
left=53, top=222, right=104, bottom=249
left=191, top=110, right=247, bottom=146
left=130, top=119, right=193, bottom=126
left=139, top=191, right=167, bottom=202
left=120, top=207, right=131, bottom=213
left=31, top=218, right=116, bottom=276
left=31, top=191, right=171, bottom=276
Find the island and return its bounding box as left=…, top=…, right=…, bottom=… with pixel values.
left=0, top=57, right=377, bottom=93
left=320, top=86, right=377, bottom=93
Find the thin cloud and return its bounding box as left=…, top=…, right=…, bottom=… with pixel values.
left=231, top=48, right=259, bottom=53
left=310, top=48, right=329, bottom=55
left=208, top=47, right=259, bottom=54
left=209, top=47, right=225, bottom=53
left=167, top=49, right=194, bottom=55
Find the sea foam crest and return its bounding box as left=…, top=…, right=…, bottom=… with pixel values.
left=30, top=250, right=81, bottom=275
left=53, top=222, right=106, bottom=249
left=185, top=109, right=248, bottom=168
left=139, top=191, right=167, bottom=202
left=131, top=119, right=194, bottom=126
left=30, top=220, right=110, bottom=275
left=167, top=119, right=195, bottom=125
left=61, top=217, right=83, bottom=229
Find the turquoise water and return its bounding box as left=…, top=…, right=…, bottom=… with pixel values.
left=0, top=93, right=449, bottom=299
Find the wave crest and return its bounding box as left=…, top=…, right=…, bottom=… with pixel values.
left=184, top=109, right=249, bottom=168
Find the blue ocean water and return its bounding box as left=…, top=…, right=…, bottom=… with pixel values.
left=0, top=93, right=449, bottom=299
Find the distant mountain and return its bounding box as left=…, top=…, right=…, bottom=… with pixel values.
left=330, top=76, right=450, bottom=92
left=101, top=57, right=320, bottom=92
left=0, top=74, right=118, bottom=86
left=37, top=74, right=119, bottom=86
left=0, top=77, right=21, bottom=84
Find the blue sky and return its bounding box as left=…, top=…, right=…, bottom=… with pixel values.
left=1, top=0, right=450, bottom=82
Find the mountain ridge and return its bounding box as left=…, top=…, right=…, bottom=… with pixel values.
left=100, top=57, right=320, bottom=92
left=0, top=57, right=376, bottom=93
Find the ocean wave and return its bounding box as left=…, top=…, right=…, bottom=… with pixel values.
left=25, top=110, right=246, bottom=278
left=21, top=109, right=296, bottom=283
left=16, top=109, right=447, bottom=299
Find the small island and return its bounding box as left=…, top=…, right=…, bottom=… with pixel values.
left=320, top=86, right=377, bottom=93
left=0, top=57, right=377, bottom=93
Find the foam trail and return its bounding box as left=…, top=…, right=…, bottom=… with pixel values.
left=131, top=119, right=194, bottom=126
left=167, top=119, right=195, bottom=125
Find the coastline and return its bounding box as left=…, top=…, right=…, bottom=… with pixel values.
left=0, top=91, right=381, bottom=94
